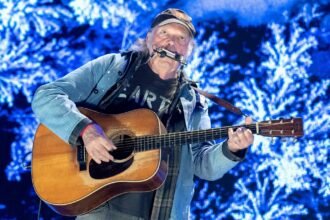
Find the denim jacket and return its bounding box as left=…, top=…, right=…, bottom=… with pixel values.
left=32, top=52, right=241, bottom=220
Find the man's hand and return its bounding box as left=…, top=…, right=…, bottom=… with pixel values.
left=81, top=124, right=117, bottom=164
left=227, top=117, right=254, bottom=152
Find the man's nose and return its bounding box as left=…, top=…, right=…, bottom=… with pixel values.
left=165, top=36, right=175, bottom=46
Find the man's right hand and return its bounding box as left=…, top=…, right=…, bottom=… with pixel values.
left=81, top=124, right=117, bottom=164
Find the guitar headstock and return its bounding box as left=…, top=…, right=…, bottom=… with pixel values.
left=257, top=118, right=304, bottom=137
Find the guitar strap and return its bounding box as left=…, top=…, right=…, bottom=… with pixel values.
left=192, top=86, right=247, bottom=117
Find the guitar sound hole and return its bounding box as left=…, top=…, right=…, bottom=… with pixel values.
left=89, top=135, right=135, bottom=179
left=112, top=135, right=134, bottom=160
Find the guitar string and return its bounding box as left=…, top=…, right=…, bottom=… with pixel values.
left=113, top=130, right=294, bottom=153
left=113, top=124, right=257, bottom=151
left=122, top=121, right=297, bottom=147
left=110, top=122, right=298, bottom=151
left=102, top=121, right=299, bottom=153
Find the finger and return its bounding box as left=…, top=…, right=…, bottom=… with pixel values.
left=93, top=158, right=102, bottom=164
left=107, top=139, right=117, bottom=150
left=85, top=141, right=108, bottom=164
left=98, top=136, right=111, bottom=151
left=243, top=129, right=254, bottom=144
left=89, top=150, right=102, bottom=164
left=235, top=129, right=254, bottom=148
left=245, top=116, right=253, bottom=125
left=87, top=142, right=111, bottom=163
left=96, top=146, right=113, bottom=162
left=228, top=128, right=234, bottom=139
left=228, top=128, right=242, bottom=150
left=236, top=127, right=247, bottom=142
left=100, top=137, right=117, bottom=151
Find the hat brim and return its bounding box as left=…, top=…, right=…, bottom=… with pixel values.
left=157, top=18, right=194, bottom=37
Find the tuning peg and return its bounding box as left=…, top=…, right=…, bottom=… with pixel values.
left=279, top=117, right=283, bottom=123
left=290, top=117, right=295, bottom=123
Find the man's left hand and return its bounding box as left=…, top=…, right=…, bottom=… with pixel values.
left=227, top=117, right=254, bottom=152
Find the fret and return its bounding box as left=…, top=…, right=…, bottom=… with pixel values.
left=211, top=129, right=214, bottom=142
left=160, top=136, right=163, bottom=148
left=166, top=134, right=169, bottom=146
left=142, top=136, right=145, bottom=151
left=158, top=135, right=161, bottom=149
left=197, top=131, right=200, bottom=143
left=150, top=136, right=154, bottom=150
left=143, top=136, right=146, bottom=151
left=148, top=137, right=151, bottom=150
left=171, top=133, right=175, bottom=146
left=184, top=133, right=187, bottom=146
left=171, top=133, right=174, bottom=146
left=155, top=137, right=159, bottom=149
left=176, top=133, right=180, bottom=146
left=187, top=134, right=191, bottom=144
left=152, top=138, right=155, bottom=150
left=179, top=132, right=181, bottom=147
left=142, top=137, right=145, bottom=151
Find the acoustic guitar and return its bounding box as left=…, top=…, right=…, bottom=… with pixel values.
left=31, top=108, right=303, bottom=216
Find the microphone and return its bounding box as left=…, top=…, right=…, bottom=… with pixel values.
left=153, top=48, right=187, bottom=66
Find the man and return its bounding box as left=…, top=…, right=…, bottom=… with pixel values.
left=32, top=8, right=253, bottom=220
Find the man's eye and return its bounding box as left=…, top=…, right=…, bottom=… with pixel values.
left=179, top=36, right=188, bottom=44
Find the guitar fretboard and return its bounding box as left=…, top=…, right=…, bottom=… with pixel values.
left=132, top=124, right=258, bottom=152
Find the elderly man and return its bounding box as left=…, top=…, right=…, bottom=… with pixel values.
left=32, top=8, right=253, bottom=220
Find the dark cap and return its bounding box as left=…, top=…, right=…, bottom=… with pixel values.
left=151, top=8, right=196, bottom=37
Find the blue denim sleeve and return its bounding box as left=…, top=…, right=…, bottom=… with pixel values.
left=32, top=54, right=118, bottom=145
left=190, top=97, right=241, bottom=181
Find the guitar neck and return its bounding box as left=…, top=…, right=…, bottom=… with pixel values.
left=133, top=117, right=303, bottom=152
left=133, top=124, right=257, bottom=152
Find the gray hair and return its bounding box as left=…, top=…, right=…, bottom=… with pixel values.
left=129, top=38, right=149, bottom=54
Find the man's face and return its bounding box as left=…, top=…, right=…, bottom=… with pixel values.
left=147, top=23, right=193, bottom=65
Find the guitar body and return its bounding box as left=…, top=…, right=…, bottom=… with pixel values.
left=32, top=107, right=304, bottom=216
left=32, top=108, right=168, bottom=216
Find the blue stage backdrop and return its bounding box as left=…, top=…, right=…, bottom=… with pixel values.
left=0, top=0, right=329, bottom=219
